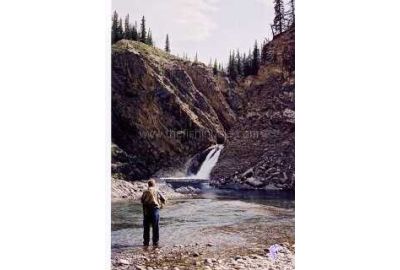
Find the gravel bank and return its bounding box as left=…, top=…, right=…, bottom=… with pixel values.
left=112, top=242, right=294, bottom=270
left=112, top=178, right=188, bottom=201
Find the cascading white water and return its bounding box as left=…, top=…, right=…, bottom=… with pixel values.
left=160, top=144, right=224, bottom=181
left=191, top=144, right=224, bottom=179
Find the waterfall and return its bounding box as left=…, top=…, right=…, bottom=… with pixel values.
left=191, top=144, right=224, bottom=179
left=160, top=144, right=224, bottom=181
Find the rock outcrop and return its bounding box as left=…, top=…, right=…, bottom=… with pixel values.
left=211, top=27, right=295, bottom=190
left=112, top=41, right=236, bottom=180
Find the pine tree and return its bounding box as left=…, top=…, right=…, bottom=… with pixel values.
left=252, top=41, right=260, bottom=75
left=289, top=0, right=295, bottom=26
left=261, top=38, right=270, bottom=63
left=111, top=11, right=119, bottom=44
left=236, top=50, right=242, bottom=76
left=165, top=34, right=170, bottom=53
left=117, top=18, right=124, bottom=42
left=243, top=54, right=247, bottom=76
left=140, top=16, right=146, bottom=43
left=132, top=21, right=138, bottom=41
left=124, top=14, right=130, bottom=39
left=271, top=0, right=285, bottom=36
left=247, top=49, right=253, bottom=76
left=228, top=51, right=237, bottom=80
left=213, top=59, right=218, bottom=75
left=227, top=52, right=232, bottom=77
left=242, top=53, right=247, bottom=76
left=146, top=29, right=153, bottom=45
left=243, top=52, right=250, bottom=77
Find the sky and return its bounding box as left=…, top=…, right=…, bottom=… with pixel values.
left=112, top=0, right=275, bottom=66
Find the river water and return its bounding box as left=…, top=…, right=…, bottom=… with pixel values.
left=112, top=188, right=294, bottom=250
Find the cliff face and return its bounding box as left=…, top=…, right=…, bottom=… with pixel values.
left=211, top=27, right=295, bottom=190
left=112, top=41, right=236, bottom=180
left=112, top=27, right=294, bottom=190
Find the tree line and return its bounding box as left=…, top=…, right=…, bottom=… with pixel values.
left=226, top=40, right=266, bottom=80
left=111, top=0, right=294, bottom=79
left=112, top=10, right=175, bottom=56
left=226, top=0, right=295, bottom=80
left=111, top=11, right=154, bottom=46
left=207, top=59, right=224, bottom=76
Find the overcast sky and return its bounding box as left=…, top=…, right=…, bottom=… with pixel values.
left=112, top=0, right=274, bottom=66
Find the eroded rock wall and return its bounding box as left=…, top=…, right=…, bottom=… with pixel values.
left=211, top=27, right=295, bottom=190
left=112, top=41, right=235, bottom=180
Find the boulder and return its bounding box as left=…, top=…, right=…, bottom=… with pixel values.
left=245, top=177, right=264, bottom=187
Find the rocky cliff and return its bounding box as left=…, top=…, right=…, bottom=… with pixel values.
left=211, top=26, right=295, bottom=190
left=112, top=27, right=294, bottom=190
left=112, top=41, right=236, bottom=180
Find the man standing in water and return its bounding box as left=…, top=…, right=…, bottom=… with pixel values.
left=141, top=178, right=166, bottom=247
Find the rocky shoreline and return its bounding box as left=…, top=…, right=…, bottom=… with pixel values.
left=112, top=178, right=191, bottom=201
left=112, top=242, right=294, bottom=270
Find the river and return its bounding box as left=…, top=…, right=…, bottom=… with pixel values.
left=112, top=188, right=294, bottom=250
